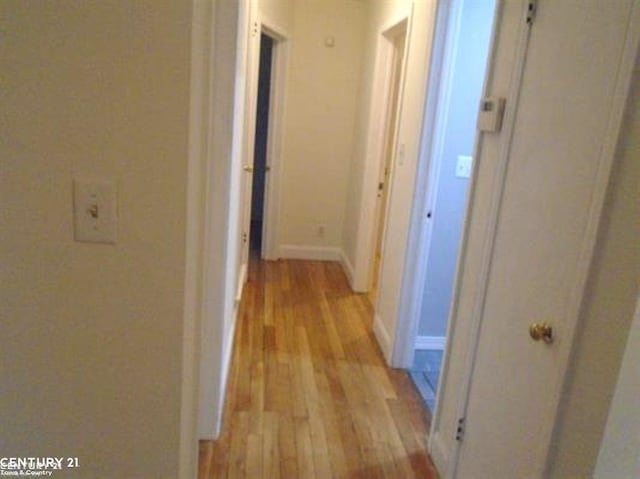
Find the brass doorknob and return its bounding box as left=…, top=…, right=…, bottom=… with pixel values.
left=243, top=165, right=254, bottom=172
left=529, top=322, right=553, bottom=343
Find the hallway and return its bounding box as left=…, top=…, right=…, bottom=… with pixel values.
left=198, top=257, right=437, bottom=478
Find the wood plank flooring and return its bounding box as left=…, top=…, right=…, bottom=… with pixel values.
left=198, top=257, right=438, bottom=478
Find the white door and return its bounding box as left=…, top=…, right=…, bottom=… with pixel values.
left=454, top=1, right=638, bottom=477
left=372, top=30, right=406, bottom=293
left=239, top=12, right=262, bottom=282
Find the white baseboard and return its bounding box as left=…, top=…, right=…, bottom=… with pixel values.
left=428, top=431, right=448, bottom=477
left=221, top=315, right=237, bottom=398
left=339, top=249, right=356, bottom=289
left=213, top=299, right=241, bottom=439
left=279, top=244, right=341, bottom=261
left=343, top=249, right=369, bottom=293
left=415, top=335, right=446, bottom=350
left=235, top=263, right=247, bottom=303
left=373, top=313, right=392, bottom=364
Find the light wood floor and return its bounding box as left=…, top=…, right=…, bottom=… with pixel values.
left=198, top=256, right=438, bottom=478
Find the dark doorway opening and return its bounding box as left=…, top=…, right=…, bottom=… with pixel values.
left=250, top=33, right=274, bottom=256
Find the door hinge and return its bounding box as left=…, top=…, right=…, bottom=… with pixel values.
left=251, top=21, right=258, bottom=37
left=455, top=417, right=466, bottom=442
left=242, top=232, right=248, bottom=243
left=526, top=0, right=537, bottom=26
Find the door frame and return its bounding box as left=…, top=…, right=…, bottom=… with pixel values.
left=369, top=18, right=410, bottom=294
left=259, top=21, right=289, bottom=261
left=183, top=0, right=248, bottom=469
left=428, top=1, right=640, bottom=476
left=240, top=14, right=289, bottom=271
left=428, top=0, right=528, bottom=470
left=389, top=0, right=485, bottom=369
left=352, top=8, right=412, bottom=293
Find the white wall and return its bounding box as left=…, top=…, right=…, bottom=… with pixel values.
left=1, top=2, right=192, bottom=477
left=277, top=0, right=368, bottom=257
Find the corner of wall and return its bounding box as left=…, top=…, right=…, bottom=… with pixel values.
left=339, top=248, right=356, bottom=289
left=373, top=312, right=393, bottom=364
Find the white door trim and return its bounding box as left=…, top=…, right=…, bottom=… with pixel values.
left=181, top=1, right=218, bottom=474
left=436, top=2, right=534, bottom=474
left=237, top=4, right=260, bottom=295
left=352, top=7, right=412, bottom=293
left=184, top=0, right=248, bottom=466
left=370, top=18, right=410, bottom=297
left=389, top=0, right=467, bottom=370
left=260, top=19, right=289, bottom=260
left=237, top=11, right=289, bottom=278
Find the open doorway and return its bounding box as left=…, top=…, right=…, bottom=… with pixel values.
left=369, top=23, right=408, bottom=304
left=249, top=33, right=274, bottom=258
left=241, top=20, right=287, bottom=273
left=407, top=0, right=497, bottom=413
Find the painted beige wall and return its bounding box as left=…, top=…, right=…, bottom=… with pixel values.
left=260, top=0, right=295, bottom=30
left=548, top=59, right=640, bottom=478
left=278, top=0, right=367, bottom=252
left=1, top=2, right=191, bottom=477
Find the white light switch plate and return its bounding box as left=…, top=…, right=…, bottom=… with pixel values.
left=73, top=179, right=117, bottom=243
left=455, top=155, right=473, bottom=179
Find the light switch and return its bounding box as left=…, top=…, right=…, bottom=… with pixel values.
left=73, top=179, right=117, bottom=243
left=455, top=155, right=473, bottom=178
